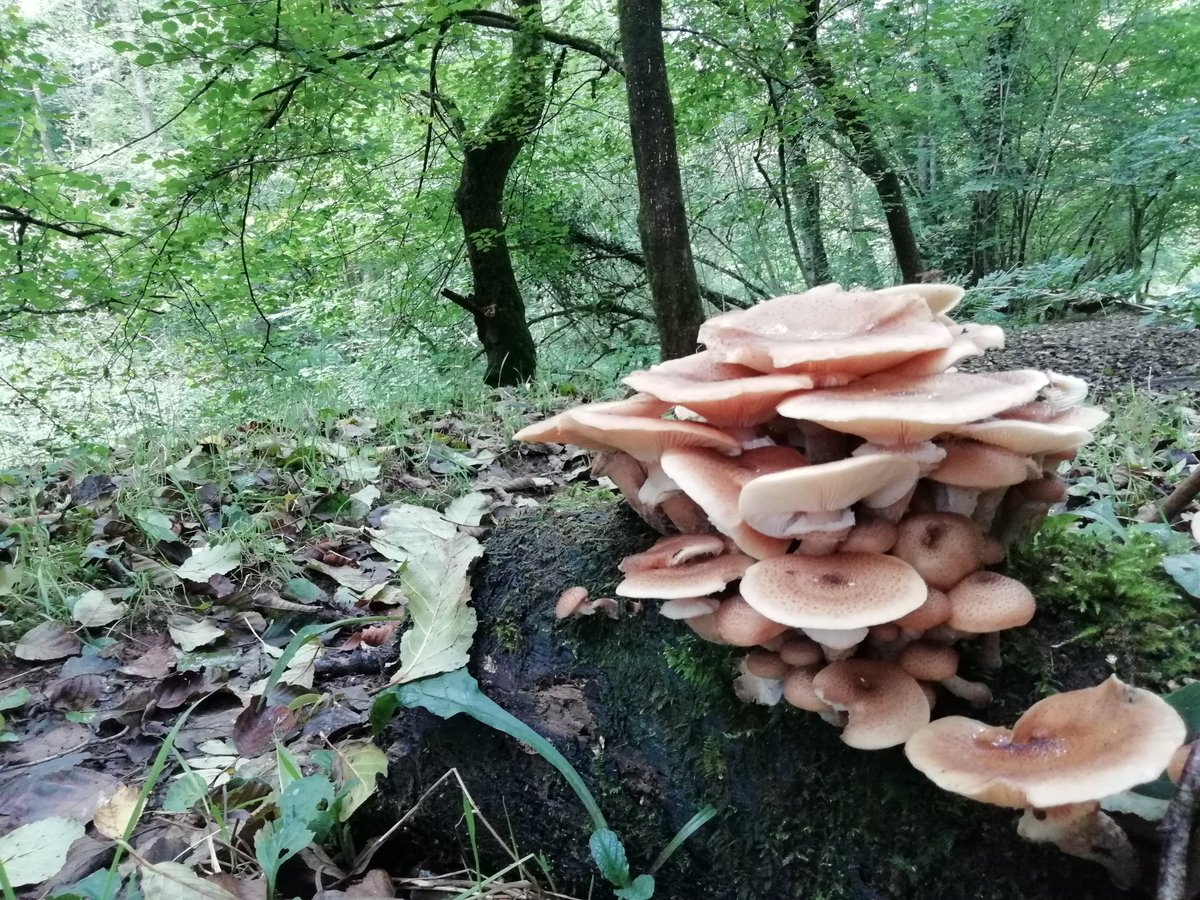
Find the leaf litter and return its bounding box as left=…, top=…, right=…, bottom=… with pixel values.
left=0, top=408, right=592, bottom=898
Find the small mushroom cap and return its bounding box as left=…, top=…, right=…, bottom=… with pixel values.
left=928, top=440, right=1037, bottom=489
left=555, top=586, right=590, bottom=619
left=617, top=552, right=753, bottom=600
left=778, top=635, right=825, bottom=667
left=713, top=595, right=790, bottom=646
left=783, top=665, right=835, bottom=713
left=623, top=350, right=820, bottom=427
left=746, top=649, right=791, bottom=679
left=905, top=676, right=1186, bottom=808
left=740, top=552, right=926, bottom=629
left=953, top=404, right=1109, bottom=454
left=513, top=394, right=671, bottom=444
left=619, top=534, right=727, bottom=573
left=776, top=371, right=1048, bottom=445
left=892, top=513, right=986, bottom=591
left=947, top=571, right=1036, bottom=632
left=898, top=641, right=960, bottom=682
left=813, top=659, right=931, bottom=749
left=699, top=285, right=954, bottom=376
left=838, top=518, right=899, bottom=554
left=893, top=588, right=952, bottom=631
left=739, top=455, right=920, bottom=539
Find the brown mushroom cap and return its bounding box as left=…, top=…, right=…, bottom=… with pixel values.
left=740, top=552, right=926, bottom=629
left=555, top=587, right=590, bottom=619
left=623, top=351, right=821, bottom=427
left=905, top=676, right=1186, bottom=808
left=893, top=588, right=952, bottom=631
left=713, top=595, right=790, bottom=646
left=738, top=455, right=920, bottom=539
left=898, top=641, right=959, bottom=682
left=568, top=407, right=743, bottom=461
left=928, top=440, right=1036, bottom=489
left=746, top=649, right=791, bottom=680
left=619, top=534, right=727, bottom=573
left=617, top=552, right=752, bottom=600
left=778, top=635, right=825, bottom=667
left=699, top=285, right=954, bottom=376
left=776, top=371, right=1049, bottom=445
left=946, top=572, right=1036, bottom=632
left=891, top=513, right=987, bottom=591
left=513, top=394, right=671, bottom=445
left=813, top=659, right=931, bottom=749
left=838, top=518, right=899, bottom=554
left=783, top=665, right=836, bottom=714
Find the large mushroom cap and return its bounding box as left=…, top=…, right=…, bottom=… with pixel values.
left=776, top=371, right=1049, bottom=445
left=738, top=455, right=920, bottom=539
left=616, top=551, right=753, bottom=600
left=891, top=513, right=987, bottom=591
left=813, top=659, right=931, bottom=749
left=568, top=407, right=743, bottom=461
left=740, top=552, right=926, bottom=629
left=623, top=351, right=822, bottom=427
left=905, top=676, right=1186, bottom=808
left=699, top=285, right=954, bottom=376
left=953, top=404, right=1109, bottom=454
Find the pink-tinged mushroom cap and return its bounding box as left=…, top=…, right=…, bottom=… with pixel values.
left=698, top=285, right=955, bottom=376
left=872, top=283, right=966, bottom=316
left=513, top=394, right=670, bottom=445
left=929, top=440, right=1037, bottom=489
left=659, top=597, right=721, bottom=620
left=946, top=571, right=1036, bottom=632
left=713, top=595, right=790, bottom=646
left=659, top=445, right=805, bottom=558
left=953, top=404, right=1109, bottom=455
left=567, top=408, right=742, bottom=461
left=623, top=351, right=825, bottom=427
left=738, top=455, right=920, bottom=539
left=776, top=371, right=1049, bottom=445
left=885, top=324, right=1005, bottom=377
left=905, top=676, right=1186, bottom=808
left=891, top=513, right=987, bottom=591
left=813, top=659, right=931, bottom=749
left=616, top=551, right=753, bottom=600
left=739, top=552, right=926, bottom=629
left=619, top=534, right=727, bottom=573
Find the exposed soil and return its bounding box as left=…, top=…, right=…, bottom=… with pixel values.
left=964, top=313, right=1200, bottom=395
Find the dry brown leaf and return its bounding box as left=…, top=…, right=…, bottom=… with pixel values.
left=14, top=621, right=82, bottom=661
left=93, top=783, right=141, bottom=839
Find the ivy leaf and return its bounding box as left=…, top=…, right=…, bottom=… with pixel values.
left=589, top=829, right=631, bottom=887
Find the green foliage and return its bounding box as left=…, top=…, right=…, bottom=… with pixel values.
left=1009, top=514, right=1200, bottom=683
left=373, top=668, right=717, bottom=898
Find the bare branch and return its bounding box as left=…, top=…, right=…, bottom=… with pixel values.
left=0, top=204, right=125, bottom=239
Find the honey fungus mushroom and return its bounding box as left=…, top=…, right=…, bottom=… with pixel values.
left=905, top=676, right=1186, bottom=886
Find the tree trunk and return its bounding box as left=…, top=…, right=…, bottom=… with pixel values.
left=785, top=126, right=831, bottom=286
left=792, top=0, right=924, bottom=283
left=450, top=0, right=547, bottom=387
left=967, top=5, right=1024, bottom=281
left=618, top=0, right=706, bottom=360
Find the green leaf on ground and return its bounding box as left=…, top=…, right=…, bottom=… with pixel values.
left=175, top=542, right=241, bottom=581
left=0, top=816, right=85, bottom=886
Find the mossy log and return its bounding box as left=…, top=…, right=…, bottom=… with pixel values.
left=361, top=505, right=1140, bottom=899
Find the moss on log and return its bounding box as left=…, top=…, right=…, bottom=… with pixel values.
left=363, top=505, right=1138, bottom=899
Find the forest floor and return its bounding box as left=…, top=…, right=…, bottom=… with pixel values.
left=0, top=313, right=1197, bottom=899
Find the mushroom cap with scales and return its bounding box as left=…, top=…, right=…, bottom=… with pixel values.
left=813, top=659, right=931, bottom=749
left=740, top=552, right=926, bottom=629
left=904, top=676, right=1186, bottom=809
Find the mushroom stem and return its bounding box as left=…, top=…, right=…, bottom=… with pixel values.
left=941, top=675, right=992, bottom=707
left=1017, top=803, right=1138, bottom=889
left=979, top=632, right=1002, bottom=670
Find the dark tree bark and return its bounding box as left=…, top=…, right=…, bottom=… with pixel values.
left=792, top=0, right=924, bottom=283
left=784, top=120, right=831, bottom=286
left=617, top=0, right=706, bottom=361
left=449, top=0, right=548, bottom=387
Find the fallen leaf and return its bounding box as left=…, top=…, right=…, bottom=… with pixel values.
left=444, top=492, right=490, bottom=527
left=0, top=816, right=85, bottom=887
left=372, top=505, right=482, bottom=684
left=168, top=615, right=225, bottom=652
left=141, top=861, right=238, bottom=900
left=153, top=671, right=209, bottom=709
left=132, top=509, right=177, bottom=543
left=14, top=621, right=82, bottom=661
left=72, top=590, right=127, bottom=627
left=349, top=485, right=380, bottom=512
left=233, top=704, right=297, bottom=757
left=336, top=457, right=381, bottom=483
left=45, top=674, right=104, bottom=710
left=342, top=623, right=396, bottom=650
left=93, top=783, right=141, bottom=839
left=334, top=739, right=388, bottom=821
left=129, top=553, right=181, bottom=587
left=0, top=767, right=119, bottom=828
left=360, top=583, right=406, bottom=607
left=305, top=559, right=379, bottom=593
left=175, top=542, right=242, bottom=581
left=0, top=686, right=30, bottom=711
left=1192, top=514, right=1199, bottom=545
left=207, top=873, right=268, bottom=900
left=120, top=640, right=176, bottom=679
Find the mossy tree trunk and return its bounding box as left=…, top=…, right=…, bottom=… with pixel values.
left=448, top=0, right=548, bottom=388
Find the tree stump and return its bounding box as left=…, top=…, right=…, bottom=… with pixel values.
left=362, top=505, right=1137, bottom=899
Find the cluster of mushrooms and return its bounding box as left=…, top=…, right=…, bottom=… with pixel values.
left=515, top=283, right=1187, bottom=885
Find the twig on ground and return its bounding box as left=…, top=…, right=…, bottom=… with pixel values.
left=1158, top=743, right=1200, bottom=900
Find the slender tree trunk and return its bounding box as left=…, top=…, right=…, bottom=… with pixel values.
left=792, top=0, right=923, bottom=282
left=967, top=4, right=1023, bottom=281
left=449, top=0, right=548, bottom=387
left=785, top=127, right=831, bottom=285
left=116, top=0, right=157, bottom=134
left=617, top=0, right=706, bottom=360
